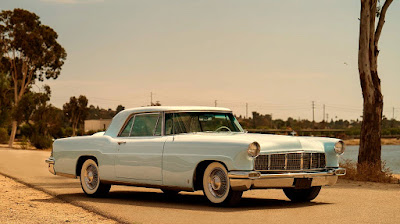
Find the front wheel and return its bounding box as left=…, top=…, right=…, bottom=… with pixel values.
left=80, top=159, right=111, bottom=197
left=202, top=162, right=243, bottom=206
left=283, top=186, right=321, bottom=202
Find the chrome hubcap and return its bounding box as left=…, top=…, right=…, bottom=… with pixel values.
left=84, top=165, right=98, bottom=190
left=210, top=176, right=222, bottom=190
left=87, top=171, right=94, bottom=182
left=208, top=168, right=227, bottom=198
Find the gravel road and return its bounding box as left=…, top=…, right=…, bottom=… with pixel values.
left=0, top=148, right=399, bottom=224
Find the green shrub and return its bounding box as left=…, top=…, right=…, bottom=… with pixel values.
left=63, top=127, right=73, bottom=137
left=20, top=136, right=29, bottom=149
left=19, top=124, right=33, bottom=139
left=0, top=128, right=9, bottom=144
left=30, top=134, right=53, bottom=149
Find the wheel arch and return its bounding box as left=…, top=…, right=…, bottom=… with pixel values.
left=76, top=155, right=98, bottom=177
left=193, top=160, right=229, bottom=191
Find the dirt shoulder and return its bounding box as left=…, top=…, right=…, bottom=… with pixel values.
left=0, top=143, right=51, bottom=151
left=0, top=174, right=117, bottom=224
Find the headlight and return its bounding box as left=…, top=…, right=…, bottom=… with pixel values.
left=334, top=141, right=345, bottom=155
left=247, top=142, right=260, bottom=157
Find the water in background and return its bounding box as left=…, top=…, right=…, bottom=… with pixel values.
left=341, top=145, right=400, bottom=174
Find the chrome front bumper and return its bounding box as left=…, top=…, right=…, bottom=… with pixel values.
left=45, top=157, right=56, bottom=175
left=229, top=168, right=346, bottom=191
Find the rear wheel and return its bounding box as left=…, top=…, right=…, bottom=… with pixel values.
left=80, top=159, right=111, bottom=197
left=202, top=162, right=243, bottom=206
left=283, top=186, right=321, bottom=202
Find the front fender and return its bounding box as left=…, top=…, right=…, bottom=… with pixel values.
left=162, top=140, right=252, bottom=189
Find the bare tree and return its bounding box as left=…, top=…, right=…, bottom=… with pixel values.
left=358, top=0, right=393, bottom=174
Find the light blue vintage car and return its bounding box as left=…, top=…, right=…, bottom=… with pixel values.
left=46, top=106, right=346, bottom=205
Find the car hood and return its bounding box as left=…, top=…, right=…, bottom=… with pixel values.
left=183, top=132, right=328, bottom=153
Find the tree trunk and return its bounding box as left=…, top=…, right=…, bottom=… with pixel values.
left=8, top=120, right=18, bottom=148
left=358, top=97, right=383, bottom=168
left=72, top=121, right=77, bottom=136
left=357, top=0, right=392, bottom=175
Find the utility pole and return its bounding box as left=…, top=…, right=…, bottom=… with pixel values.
left=150, top=92, right=153, bottom=106
left=326, top=113, right=329, bottom=122
left=312, top=101, right=315, bottom=129
left=312, top=101, right=315, bottom=122
left=323, top=104, right=326, bottom=122
left=393, top=107, right=395, bottom=120
left=214, top=100, right=217, bottom=107
left=246, top=103, right=248, bottom=119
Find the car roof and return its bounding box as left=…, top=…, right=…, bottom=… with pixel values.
left=104, top=106, right=232, bottom=137
left=120, top=106, right=231, bottom=114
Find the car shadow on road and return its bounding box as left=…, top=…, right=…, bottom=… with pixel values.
left=34, top=190, right=331, bottom=212
left=31, top=182, right=80, bottom=189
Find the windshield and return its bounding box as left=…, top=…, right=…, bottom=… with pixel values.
left=165, top=112, right=243, bottom=135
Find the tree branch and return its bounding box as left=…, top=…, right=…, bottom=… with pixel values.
left=23, top=69, right=34, bottom=95
left=375, top=0, right=393, bottom=45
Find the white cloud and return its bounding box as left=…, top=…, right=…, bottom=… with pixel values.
left=40, top=0, right=104, bottom=4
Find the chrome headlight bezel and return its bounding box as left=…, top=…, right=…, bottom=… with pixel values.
left=247, top=142, right=261, bottom=157
left=334, top=141, right=345, bottom=155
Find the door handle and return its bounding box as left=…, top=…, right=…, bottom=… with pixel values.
left=118, top=141, right=126, bottom=145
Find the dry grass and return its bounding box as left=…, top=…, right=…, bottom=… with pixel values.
left=343, top=138, right=400, bottom=146
left=343, top=139, right=360, bottom=145
left=340, top=159, right=399, bottom=183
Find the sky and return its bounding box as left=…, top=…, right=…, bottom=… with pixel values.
left=1, top=0, right=400, bottom=121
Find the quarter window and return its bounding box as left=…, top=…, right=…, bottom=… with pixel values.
left=120, top=117, right=134, bottom=137
left=130, top=113, right=160, bottom=137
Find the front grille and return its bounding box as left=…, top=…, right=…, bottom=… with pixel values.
left=254, top=152, right=326, bottom=171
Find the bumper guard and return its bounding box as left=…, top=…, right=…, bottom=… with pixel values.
left=45, top=157, right=56, bottom=175
left=229, top=168, right=346, bottom=191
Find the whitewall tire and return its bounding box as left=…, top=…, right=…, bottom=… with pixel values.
left=80, top=159, right=111, bottom=197
left=202, top=162, right=242, bottom=205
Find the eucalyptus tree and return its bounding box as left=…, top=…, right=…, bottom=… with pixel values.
left=0, top=8, right=66, bottom=147
left=358, top=0, right=393, bottom=175
left=63, top=95, right=89, bottom=136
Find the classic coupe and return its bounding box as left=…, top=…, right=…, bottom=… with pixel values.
left=46, top=106, right=346, bottom=205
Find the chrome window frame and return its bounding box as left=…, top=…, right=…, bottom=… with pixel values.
left=117, top=112, right=163, bottom=137
left=118, top=116, right=135, bottom=137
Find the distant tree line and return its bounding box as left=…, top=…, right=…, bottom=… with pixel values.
left=237, top=111, right=400, bottom=139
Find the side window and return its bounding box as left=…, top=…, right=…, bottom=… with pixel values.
left=120, top=116, right=134, bottom=137
left=130, top=113, right=160, bottom=136
left=165, top=113, right=173, bottom=135
left=165, top=113, right=201, bottom=135
left=154, top=114, right=162, bottom=136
